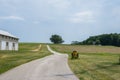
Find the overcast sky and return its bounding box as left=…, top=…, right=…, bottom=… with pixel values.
left=0, top=0, right=120, bottom=44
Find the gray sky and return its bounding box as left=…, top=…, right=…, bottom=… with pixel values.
left=0, top=0, right=120, bottom=44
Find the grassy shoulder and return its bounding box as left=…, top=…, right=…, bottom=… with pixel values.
left=50, top=44, right=120, bottom=80
left=0, top=43, right=51, bottom=74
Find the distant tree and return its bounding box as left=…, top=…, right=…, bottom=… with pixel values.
left=95, top=39, right=101, bottom=45
left=50, top=34, right=64, bottom=44
left=71, top=41, right=80, bottom=45
left=87, top=40, right=93, bottom=45
left=80, top=33, right=120, bottom=46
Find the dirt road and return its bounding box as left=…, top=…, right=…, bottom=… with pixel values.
left=31, top=45, right=41, bottom=51
left=0, top=45, right=79, bottom=80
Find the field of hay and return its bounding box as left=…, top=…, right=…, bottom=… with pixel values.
left=0, top=43, right=51, bottom=74
left=50, top=44, right=120, bottom=54
left=50, top=44, right=120, bottom=80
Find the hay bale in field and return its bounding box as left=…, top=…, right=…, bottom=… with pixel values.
left=71, top=50, right=79, bottom=59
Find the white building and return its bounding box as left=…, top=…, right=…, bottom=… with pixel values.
left=0, top=30, right=19, bottom=51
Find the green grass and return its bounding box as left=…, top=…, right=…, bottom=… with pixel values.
left=19, top=43, right=40, bottom=51
left=50, top=44, right=120, bottom=80
left=0, top=43, right=51, bottom=74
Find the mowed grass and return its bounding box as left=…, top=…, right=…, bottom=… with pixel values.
left=50, top=44, right=120, bottom=80
left=0, top=43, right=51, bottom=74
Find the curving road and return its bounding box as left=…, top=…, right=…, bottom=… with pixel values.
left=0, top=45, right=79, bottom=80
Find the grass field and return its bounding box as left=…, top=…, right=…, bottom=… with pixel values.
left=0, top=43, right=51, bottom=74
left=50, top=44, right=120, bottom=80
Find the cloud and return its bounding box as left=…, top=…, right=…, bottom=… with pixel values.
left=47, top=0, right=70, bottom=9
left=69, top=11, right=95, bottom=23
left=0, top=16, right=24, bottom=21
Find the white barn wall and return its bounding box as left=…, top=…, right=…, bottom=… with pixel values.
left=0, top=30, right=19, bottom=51
left=1, top=41, right=6, bottom=50
left=0, top=41, right=19, bottom=51
left=15, top=43, right=18, bottom=51
left=9, top=42, right=12, bottom=50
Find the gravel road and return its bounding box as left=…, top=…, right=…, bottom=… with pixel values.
left=0, top=45, right=79, bottom=80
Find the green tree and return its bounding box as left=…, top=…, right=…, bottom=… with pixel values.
left=95, top=39, right=101, bottom=45
left=50, top=34, right=64, bottom=44
left=80, top=33, right=120, bottom=46
left=71, top=41, right=80, bottom=45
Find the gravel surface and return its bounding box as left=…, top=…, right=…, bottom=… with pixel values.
left=0, top=45, right=79, bottom=80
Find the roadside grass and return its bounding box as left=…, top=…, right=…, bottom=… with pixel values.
left=19, top=43, right=40, bottom=51
left=0, top=43, right=51, bottom=74
left=50, top=44, right=120, bottom=80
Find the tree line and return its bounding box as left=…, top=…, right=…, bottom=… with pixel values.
left=49, top=33, right=120, bottom=47
left=72, top=33, right=120, bottom=47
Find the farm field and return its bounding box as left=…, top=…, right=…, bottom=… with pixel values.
left=0, top=43, right=51, bottom=74
left=50, top=44, right=120, bottom=80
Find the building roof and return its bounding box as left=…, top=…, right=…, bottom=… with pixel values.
left=0, top=30, right=18, bottom=39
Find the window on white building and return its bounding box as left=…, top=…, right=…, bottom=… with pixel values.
left=13, top=43, right=15, bottom=50
left=6, top=42, right=9, bottom=46
left=6, top=42, right=9, bottom=50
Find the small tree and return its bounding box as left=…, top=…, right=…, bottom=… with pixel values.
left=50, top=34, right=64, bottom=44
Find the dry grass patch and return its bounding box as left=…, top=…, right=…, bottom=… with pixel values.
left=50, top=44, right=120, bottom=80
left=50, top=44, right=120, bottom=54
